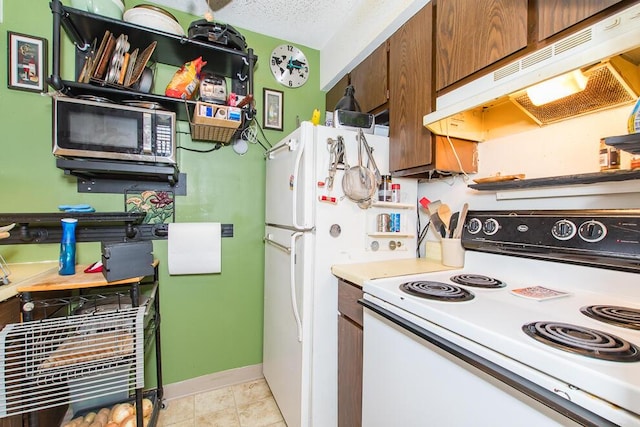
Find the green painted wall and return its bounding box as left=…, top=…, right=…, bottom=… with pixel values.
left=0, top=0, right=325, bottom=384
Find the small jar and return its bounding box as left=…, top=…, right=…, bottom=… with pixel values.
left=378, top=175, right=392, bottom=202
left=599, top=139, right=620, bottom=171
left=391, top=183, right=401, bottom=203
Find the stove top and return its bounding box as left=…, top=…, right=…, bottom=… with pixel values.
left=363, top=252, right=640, bottom=419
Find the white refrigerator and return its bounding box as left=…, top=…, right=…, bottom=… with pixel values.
left=263, top=122, right=417, bottom=427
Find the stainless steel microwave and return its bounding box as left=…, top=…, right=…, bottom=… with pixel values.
left=53, top=96, right=177, bottom=164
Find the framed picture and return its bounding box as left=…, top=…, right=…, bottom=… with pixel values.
left=263, top=88, right=284, bottom=131
left=7, top=31, right=47, bottom=93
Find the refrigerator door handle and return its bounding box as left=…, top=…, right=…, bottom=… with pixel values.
left=265, top=138, right=298, bottom=159
left=290, top=139, right=308, bottom=231
left=290, top=231, right=303, bottom=342
left=264, top=234, right=291, bottom=254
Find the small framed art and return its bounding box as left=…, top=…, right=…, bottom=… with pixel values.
left=263, top=88, right=284, bottom=131
left=7, top=31, right=47, bottom=93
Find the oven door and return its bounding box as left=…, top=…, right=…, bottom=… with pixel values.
left=361, top=296, right=622, bottom=427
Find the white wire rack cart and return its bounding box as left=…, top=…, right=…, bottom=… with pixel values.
left=0, top=261, right=162, bottom=427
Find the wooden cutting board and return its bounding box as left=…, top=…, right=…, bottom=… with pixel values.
left=473, top=174, right=525, bottom=184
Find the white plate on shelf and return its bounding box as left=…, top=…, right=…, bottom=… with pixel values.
left=123, top=6, right=185, bottom=36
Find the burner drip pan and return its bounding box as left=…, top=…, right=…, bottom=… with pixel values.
left=399, top=281, right=474, bottom=302
left=523, top=321, right=640, bottom=362
left=581, top=305, right=640, bottom=330
left=450, top=274, right=506, bottom=288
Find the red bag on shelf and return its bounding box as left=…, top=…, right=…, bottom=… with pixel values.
left=165, top=56, right=207, bottom=100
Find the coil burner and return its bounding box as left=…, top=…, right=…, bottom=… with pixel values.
left=581, top=305, right=640, bottom=330
left=523, top=321, right=640, bottom=362
left=399, top=281, right=474, bottom=302
left=450, top=274, right=506, bottom=289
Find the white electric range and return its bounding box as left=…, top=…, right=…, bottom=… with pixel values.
left=361, top=210, right=640, bottom=427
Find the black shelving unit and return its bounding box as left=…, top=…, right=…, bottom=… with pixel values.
left=48, top=0, right=257, bottom=185
left=49, top=0, right=257, bottom=122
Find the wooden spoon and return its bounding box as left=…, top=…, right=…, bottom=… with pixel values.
left=438, top=204, right=452, bottom=231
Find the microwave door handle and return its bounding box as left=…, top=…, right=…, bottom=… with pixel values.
left=290, top=231, right=303, bottom=342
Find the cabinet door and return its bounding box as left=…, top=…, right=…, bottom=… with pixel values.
left=389, top=3, right=434, bottom=173
left=537, top=0, right=622, bottom=41
left=326, top=74, right=350, bottom=113
left=338, top=314, right=363, bottom=427
left=436, top=0, right=528, bottom=91
left=350, top=41, right=389, bottom=114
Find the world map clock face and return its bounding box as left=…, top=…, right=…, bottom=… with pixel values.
left=270, top=44, right=309, bottom=88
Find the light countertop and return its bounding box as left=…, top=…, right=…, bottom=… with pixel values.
left=0, top=261, right=58, bottom=302
left=331, top=257, right=455, bottom=287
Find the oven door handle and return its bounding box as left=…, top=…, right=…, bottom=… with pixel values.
left=359, top=299, right=618, bottom=427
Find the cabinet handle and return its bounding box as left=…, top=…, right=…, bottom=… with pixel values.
left=604, top=17, right=621, bottom=30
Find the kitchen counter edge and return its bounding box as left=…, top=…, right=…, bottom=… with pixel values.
left=332, top=257, right=454, bottom=288
left=0, top=261, right=59, bottom=302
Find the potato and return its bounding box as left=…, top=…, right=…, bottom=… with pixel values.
left=84, top=412, right=97, bottom=423
left=62, top=417, right=84, bottom=427
left=119, top=414, right=136, bottom=427
left=140, top=398, right=153, bottom=417
left=95, top=407, right=110, bottom=425
left=105, top=423, right=119, bottom=427
left=110, top=403, right=134, bottom=424
left=88, top=422, right=103, bottom=427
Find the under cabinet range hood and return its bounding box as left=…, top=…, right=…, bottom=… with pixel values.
left=424, top=2, right=640, bottom=142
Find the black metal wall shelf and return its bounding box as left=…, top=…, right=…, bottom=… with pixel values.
left=0, top=212, right=234, bottom=245
left=468, top=169, right=640, bottom=191
left=49, top=1, right=257, bottom=123
left=56, top=158, right=183, bottom=189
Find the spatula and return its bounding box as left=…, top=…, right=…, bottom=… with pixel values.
left=438, top=204, right=452, bottom=231
left=453, top=203, right=469, bottom=239
left=448, top=212, right=459, bottom=238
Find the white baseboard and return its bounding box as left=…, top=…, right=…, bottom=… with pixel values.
left=162, top=363, right=264, bottom=401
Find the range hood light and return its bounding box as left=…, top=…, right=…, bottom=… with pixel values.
left=526, top=70, right=589, bottom=106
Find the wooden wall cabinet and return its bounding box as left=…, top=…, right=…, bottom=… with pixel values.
left=337, top=279, right=364, bottom=427
left=435, top=0, right=528, bottom=91
left=388, top=3, right=434, bottom=174
left=537, top=0, right=623, bottom=40
left=325, top=41, right=389, bottom=115
left=350, top=42, right=389, bottom=114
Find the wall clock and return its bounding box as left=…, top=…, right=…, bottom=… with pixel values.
left=270, top=44, right=309, bottom=88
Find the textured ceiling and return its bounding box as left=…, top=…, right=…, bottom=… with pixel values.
left=146, top=0, right=364, bottom=49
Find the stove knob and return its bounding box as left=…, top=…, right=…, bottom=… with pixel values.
left=483, top=218, right=500, bottom=235
left=578, top=220, right=607, bottom=242
left=467, top=218, right=482, bottom=234
left=551, top=219, right=576, bottom=241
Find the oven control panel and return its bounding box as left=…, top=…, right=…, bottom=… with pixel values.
left=462, top=210, right=640, bottom=269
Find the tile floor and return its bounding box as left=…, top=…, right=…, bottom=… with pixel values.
left=156, top=378, right=286, bottom=427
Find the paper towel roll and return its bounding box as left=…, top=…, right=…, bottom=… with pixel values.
left=168, top=223, right=221, bottom=275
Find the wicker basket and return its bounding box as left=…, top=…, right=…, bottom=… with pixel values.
left=188, top=102, right=242, bottom=144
